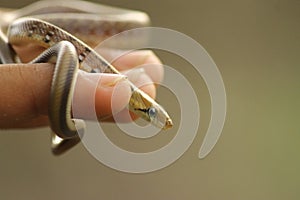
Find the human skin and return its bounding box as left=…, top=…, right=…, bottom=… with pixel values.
left=0, top=50, right=164, bottom=128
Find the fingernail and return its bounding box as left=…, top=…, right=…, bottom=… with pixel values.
left=123, top=67, right=146, bottom=83
left=102, top=74, right=128, bottom=87
left=78, top=70, right=127, bottom=87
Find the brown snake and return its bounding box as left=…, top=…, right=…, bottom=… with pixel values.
left=0, top=0, right=173, bottom=155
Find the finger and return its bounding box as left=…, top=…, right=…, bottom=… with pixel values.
left=0, top=63, right=52, bottom=128
left=97, top=49, right=164, bottom=85
left=0, top=63, right=132, bottom=128
left=73, top=70, right=131, bottom=121
left=3, top=48, right=160, bottom=126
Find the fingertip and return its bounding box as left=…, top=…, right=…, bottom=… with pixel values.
left=74, top=71, right=131, bottom=120
left=101, top=49, right=164, bottom=85
left=141, top=51, right=164, bottom=85
left=95, top=74, right=131, bottom=119
left=124, top=68, right=156, bottom=99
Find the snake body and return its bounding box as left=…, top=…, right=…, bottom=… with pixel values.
left=0, top=0, right=173, bottom=155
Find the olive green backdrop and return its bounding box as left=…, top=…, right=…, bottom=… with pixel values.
left=0, top=0, right=299, bottom=199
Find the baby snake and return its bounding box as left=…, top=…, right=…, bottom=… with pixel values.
left=0, top=0, right=173, bottom=155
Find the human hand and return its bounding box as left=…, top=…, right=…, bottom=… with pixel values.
left=0, top=50, right=163, bottom=128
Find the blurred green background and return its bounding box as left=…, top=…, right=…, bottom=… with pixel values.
left=0, top=0, right=300, bottom=199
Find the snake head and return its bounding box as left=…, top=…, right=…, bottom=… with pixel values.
left=129, top=87, right=173, bottom=130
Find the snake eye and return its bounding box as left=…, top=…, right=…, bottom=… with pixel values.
left=148, top=107, right=157, bottom=119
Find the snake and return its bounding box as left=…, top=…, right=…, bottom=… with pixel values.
left=0, top=0, right=173, bottom=155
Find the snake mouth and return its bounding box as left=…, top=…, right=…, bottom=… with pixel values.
left=163, top=118, right=173, bottom=130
